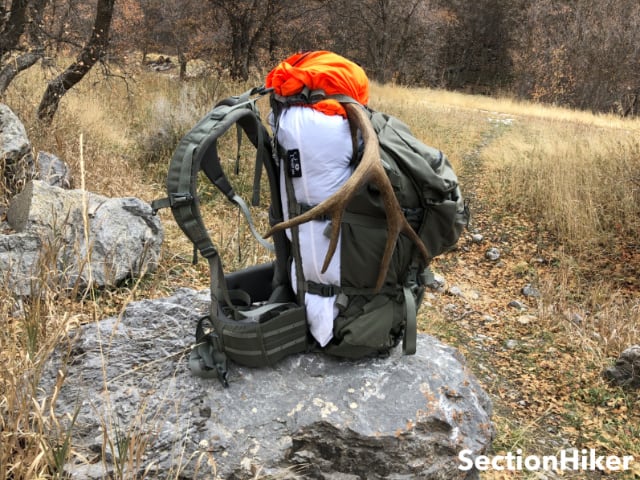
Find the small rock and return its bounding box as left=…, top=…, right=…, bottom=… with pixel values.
left=564, top=311, right=583, bottom=325
left=443, top=303, right=458, bottom=314
left=471, top=233, right=484, bottom=243
left=426, top=272, right=445, bottom=291
left=603, top=345, right=640, bottom=389
left=485, top=247, right=501, bottom=261
left=448, top=285, right=464, bottom=297
left=508, top=300, right=527, bottom=310
left=521, top=284, right=541, bottom=298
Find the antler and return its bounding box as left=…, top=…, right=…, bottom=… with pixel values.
left=266, top=102, right=430, bottom=292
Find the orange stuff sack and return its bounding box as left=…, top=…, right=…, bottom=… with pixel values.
left=265, top=51, right=369, bottom=118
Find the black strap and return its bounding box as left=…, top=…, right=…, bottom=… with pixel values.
left=189, top=315, right=229, bottom=387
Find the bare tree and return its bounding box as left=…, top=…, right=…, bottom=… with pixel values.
left=510, top=0, right=640, bottom=113
left=324, top=0, right=444, bottom=85
left=36, top=0, right=116, bottom=123
left=209, top=0, right=287, bottom=80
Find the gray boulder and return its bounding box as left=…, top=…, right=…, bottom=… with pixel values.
left=2, top=180, right=162, bottom=295
left=43, top=288, right=493, bottom=480
left=1, top=103, right=35, bottom=202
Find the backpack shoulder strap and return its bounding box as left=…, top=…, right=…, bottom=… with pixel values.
left=152, top=87, right=305, bottom=385
left=152, top=87, right=275, bottom=255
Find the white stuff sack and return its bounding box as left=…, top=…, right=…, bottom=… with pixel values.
left=273, top=106, right=353, bottom=346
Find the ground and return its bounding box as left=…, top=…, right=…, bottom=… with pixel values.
left=419, top=115, right=640, bottom=480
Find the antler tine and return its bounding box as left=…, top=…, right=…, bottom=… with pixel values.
left=266, top=102, right=430, bottom=291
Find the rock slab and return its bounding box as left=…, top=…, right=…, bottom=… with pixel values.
left=43, top=288, right=494, bottom=479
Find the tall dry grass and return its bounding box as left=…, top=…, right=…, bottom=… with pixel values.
left=1, top=60, right=280, bottom=478
left=1, top=58, right=639, bottom=477
left=479, top=112, right=640, bottom=358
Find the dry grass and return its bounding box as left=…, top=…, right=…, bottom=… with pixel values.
left=1, top=59, right=639, bottom=478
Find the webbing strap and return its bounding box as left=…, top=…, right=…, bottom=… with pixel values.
left=189, top=315, right=229, bottom=387
left=236, top=302, right=289, bottom=320
left=231, top=194, right=275, bottom=252
left=271, top=90, right=361, bottom=107
left=275, top=112, right=307, bottom=303
left=402, top=286, right=417, bottom=355
left=306, top=281, right=399, bottom=298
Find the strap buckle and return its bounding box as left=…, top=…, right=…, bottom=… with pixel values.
left=170, top=192, right=194, bottom=207
left=306, top=281, right=340, bottom=297
left=150, top=192, right=194, bottom=215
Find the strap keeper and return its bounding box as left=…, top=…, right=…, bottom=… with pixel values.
left=151, top=193, right=194, bottom=215
left=170, top=192, right=194, bottom=207
left=150, top=197, right=170, bottom=215
left=306, top=281, right=340, bottom=297
left=200, top=245, right=218, bottom=258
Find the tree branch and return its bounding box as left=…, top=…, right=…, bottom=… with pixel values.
left=36, top=0, right=116, bottom=124
left=0, top=49, right=43, bottom=95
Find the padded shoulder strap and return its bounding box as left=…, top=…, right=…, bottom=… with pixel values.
left=152, top=87, right=276, bottom=259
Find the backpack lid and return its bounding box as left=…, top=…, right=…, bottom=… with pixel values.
left=266, top=51, right=369, bottom=118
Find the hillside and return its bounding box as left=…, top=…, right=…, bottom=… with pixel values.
left=1, top=67, right=639, bottom=478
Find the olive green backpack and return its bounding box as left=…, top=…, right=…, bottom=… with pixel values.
left=152, top=86, right=468, bottom=387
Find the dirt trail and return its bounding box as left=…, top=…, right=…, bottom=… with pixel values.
left=420, top=114, right=628, bottom=480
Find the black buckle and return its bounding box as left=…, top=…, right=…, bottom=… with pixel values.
left=170, top=192, right=194, bottom=207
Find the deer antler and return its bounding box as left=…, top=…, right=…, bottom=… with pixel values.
left=266, top=102, right=430, bottom=291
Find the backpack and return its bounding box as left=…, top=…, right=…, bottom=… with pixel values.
left=152, top=86, right=468, bottom=387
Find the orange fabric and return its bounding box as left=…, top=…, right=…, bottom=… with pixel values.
left=266, top=51, right=369, bottom=118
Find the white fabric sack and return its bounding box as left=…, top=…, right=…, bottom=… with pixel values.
left=273, top=106, right=353, bottom=346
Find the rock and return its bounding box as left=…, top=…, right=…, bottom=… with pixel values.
left=0, top=230, right=42, bottom=296
left=426, top=272, right=446, bottom=291
left=42, top=288, right=494, bottom=480
left=35, top=151, right=73, bottom=188
left=448, top=285, right=464, bottom=297
left=508, top=300, right=526, bottom=310
left=603, top=345, right=640, bottom=389
left=3, top=180, right=162, bottom=295
left=521, top=284, right=541, bottom=298
left=1, top=103, right=35, bottom=202
left=470, top=233, right=484, bottom=244
left=485, top=248, right=500, bottom=261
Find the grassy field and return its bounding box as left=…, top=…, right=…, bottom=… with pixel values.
left=1, top=60, right=639, bottom=478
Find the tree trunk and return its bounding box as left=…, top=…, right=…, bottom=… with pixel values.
left=36, top=0, right=116, bottom=124
left=230, top=27, right=250, bottom=80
